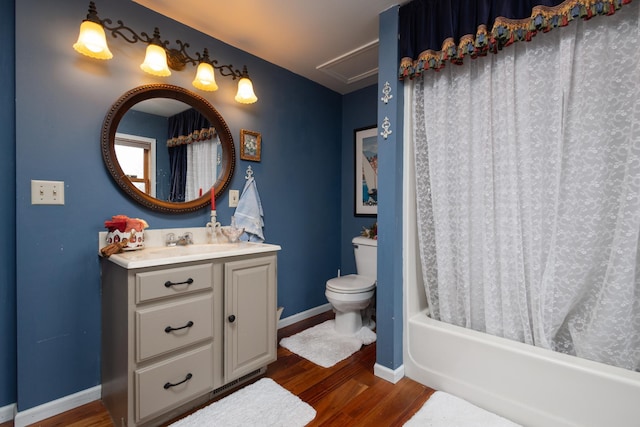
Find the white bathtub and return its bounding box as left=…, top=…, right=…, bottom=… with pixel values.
left=404, top=309, right=640, bottom=427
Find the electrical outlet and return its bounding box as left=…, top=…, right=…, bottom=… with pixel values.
left=229, top=190, right=239, bottom=207
left=31, top=180, right=65, bottom=205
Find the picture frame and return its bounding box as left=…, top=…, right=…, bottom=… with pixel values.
left=354, top=125, right=378, bottom=216
left=240, top=129, right=261, bottom=162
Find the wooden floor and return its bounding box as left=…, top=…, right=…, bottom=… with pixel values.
left=4, top=311, right=434, bottom=427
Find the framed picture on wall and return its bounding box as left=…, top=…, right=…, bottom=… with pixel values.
left=355, top=125, right=378, bottom=216
left=240, top=129, right=261, bottom=161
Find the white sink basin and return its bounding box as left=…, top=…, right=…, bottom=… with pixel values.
left=142, top=242, right=245, bottom=256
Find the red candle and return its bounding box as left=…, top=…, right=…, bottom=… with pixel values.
left=210, top=187, right=215, bottom=211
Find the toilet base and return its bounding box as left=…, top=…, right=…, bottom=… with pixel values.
left=334, top=310, right=363, bottom=335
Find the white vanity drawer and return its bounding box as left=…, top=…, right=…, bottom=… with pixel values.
left=136, top=293, right=213, bottom=362
left=136, top=263, right=213, bottom=303
left=135, top=343, right=214, bottom=423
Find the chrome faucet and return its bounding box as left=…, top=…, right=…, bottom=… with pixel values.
left=165, top=232, right=193, bottom=246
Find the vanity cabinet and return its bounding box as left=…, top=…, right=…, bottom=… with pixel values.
left=100, top=251, right=278, bottom=427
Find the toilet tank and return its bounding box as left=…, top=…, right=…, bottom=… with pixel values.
left=352, top=236, right=377, bottom=279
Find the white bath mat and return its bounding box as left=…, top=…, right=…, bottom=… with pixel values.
left=404, top=391, right=521, bottom=427
left=279, top=319, right=376, bottom=368
left=169, top=378, right=316, bottom=427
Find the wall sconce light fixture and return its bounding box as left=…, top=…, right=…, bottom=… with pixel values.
left=73, top=2, right=258, bottom=104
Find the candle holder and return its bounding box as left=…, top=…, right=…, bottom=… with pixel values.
left=206, top=210, right=222, bottom=243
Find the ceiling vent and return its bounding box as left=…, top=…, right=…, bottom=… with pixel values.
left=316, top=40, right=378, bottom=85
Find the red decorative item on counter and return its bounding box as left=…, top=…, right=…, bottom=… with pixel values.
left=104, top=215, right=149, bottom=251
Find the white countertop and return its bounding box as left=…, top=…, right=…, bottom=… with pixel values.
left=99, top=227, right=281, bottom=269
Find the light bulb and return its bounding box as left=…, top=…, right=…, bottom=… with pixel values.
left=192, top=62, right=218, bottom=91
left=73, top=20, right=113, bottom=60
left=235, top=77, right=258, bottom=104
left=140, top=44, right=171, bottom=77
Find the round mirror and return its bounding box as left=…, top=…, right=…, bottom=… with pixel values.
left=101, top=84, right=235, bottom=213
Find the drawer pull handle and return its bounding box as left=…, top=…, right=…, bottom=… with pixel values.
left=164, top=321, right=194, bottom=333
left=164, top=278, right=194, bottom=288
left=164, top=373, right=193, bottom=390
left=228, top=314, right=236, bottom=323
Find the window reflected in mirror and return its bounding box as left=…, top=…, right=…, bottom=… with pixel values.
left=115, top=133, right=155, bottom=197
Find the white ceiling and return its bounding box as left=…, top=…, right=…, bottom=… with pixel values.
left=133, top=0, right=404, bottom=95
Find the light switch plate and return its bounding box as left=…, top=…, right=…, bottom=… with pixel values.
left=229, top=190, right=239, bottom=207
left=31, top=180, right=65, bottom=205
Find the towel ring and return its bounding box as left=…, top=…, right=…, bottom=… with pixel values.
left=245, top=165, right=254, bottom=180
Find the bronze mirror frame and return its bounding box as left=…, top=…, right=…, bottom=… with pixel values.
left=101, top=84, right=235, bottom=214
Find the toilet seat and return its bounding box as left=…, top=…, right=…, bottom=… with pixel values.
left=326, top=274, right=375, bottom=294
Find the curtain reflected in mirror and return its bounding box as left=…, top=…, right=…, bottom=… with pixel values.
left=167, top=108, right=220, bottom=202
left=116, top=100, right=220, bottom=203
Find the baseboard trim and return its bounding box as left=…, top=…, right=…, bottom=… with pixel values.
left=13, top=385, right=101, bottom=427
left=374, top=363, right=405, bottom=384
left=278, top=303, right=332, bottom=329
left=0, top=403, right=16, bottom=423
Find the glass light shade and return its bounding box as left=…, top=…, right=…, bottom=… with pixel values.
left=234, top=77, right=258, bottom=104
left=140, top=44, right=171, bottom=77
left=73, top=20, right=113, bottom=60
left=192, top=62, right=219, bottom=91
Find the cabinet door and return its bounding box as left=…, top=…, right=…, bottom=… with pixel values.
left=224, top=254, right=277, bottom=381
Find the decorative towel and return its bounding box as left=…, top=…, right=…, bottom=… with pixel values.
left=233, top=176, right=264, bottom=242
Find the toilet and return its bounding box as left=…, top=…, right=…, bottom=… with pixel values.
left=325, top=236, right=377, bottom=335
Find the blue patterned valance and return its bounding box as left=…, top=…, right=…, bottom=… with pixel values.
left=399, top=0, right=633, bottom=78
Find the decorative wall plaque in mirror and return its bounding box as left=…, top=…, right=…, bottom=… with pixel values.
left=101, top=84, right=235, bottom=213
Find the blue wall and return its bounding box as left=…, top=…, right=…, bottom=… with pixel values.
left=376, top=6, right=404, bottom=371
left=0, top=0, right=17, bottom=410
left=13, top=0, right=345, bottom=411
left=341, top=86, right=379, bottom=275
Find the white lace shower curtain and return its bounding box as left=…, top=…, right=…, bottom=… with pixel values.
left=412, top=2, right=640, bottom=371
left=185, top=136, right=220, bottom=201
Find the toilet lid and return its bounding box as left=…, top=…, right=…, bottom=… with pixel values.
left=327, top=274, right=376, bottom=294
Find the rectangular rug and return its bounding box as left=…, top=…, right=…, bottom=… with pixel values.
left=279, top=319, right=376, bottom=368
left=169, top=378, right=316, bottom=427
left=404, top=391, right=522, bottom=427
